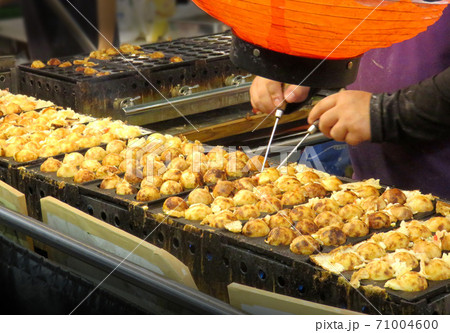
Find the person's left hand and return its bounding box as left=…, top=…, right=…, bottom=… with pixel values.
left=307, top=90, right=372, bottom=145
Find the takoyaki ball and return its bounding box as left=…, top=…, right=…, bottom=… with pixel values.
left=342, top=219, right=369, bottom=238
left=420, top=258, right=450, bottom=281
left=281, top=190, right=306, bottom=206
left=359, top=196, right=387, bottom=212
left=225, top=150, right=249, bottom=164
left=313, top=198, right=340, bottom=214
left=254, top=184, right=281, bottom=197
left=140, top=175, right=164, bottom=188
left=147, top=133, right=166, bottom=145
left=85, top=147, right=107, bottom=161
left=185, top=203, right=212, bottom=221
left=383, top=232, right=410, bottom=251
left=49, top=127, right=69, bottom=139
left=211, top=196, right=235, bottom=213
left=407, top=194, right=434, bottom=213
left=314, top=212, right=344, bottom=229
left=290, top=235, right=321, bottom=255
left=120, top=147, right=142, bottom=161
left=164, top=135, right=183, bottom=149
left=29, top=132, right=48, bottom=143
left=381, top=188, right=407, bottom=205
left=353, top=260, right=394, bottom=284
left=5, top=126, right=28, bottom=137
left=100, top=175, right=122, bottom=189
left=245, top=155, right=268, bottom=172
left=160, top=147, right=183, bottom=163
left=234, top=205, right=260, bottom=221
left=59, top=140, right=80, bottom=154
left=257, top=167, right=280, bottom=185
left=242, top=219, right=270, bottom=238
left=101, top=132, right=119, bottom=144
left=182, top=140, right=204, bottom=156
left=320, top=176, right=343, bottom=192
left=4, top=144, right=22, bottom=157
left=6, top=136, right=29, bottom=146
left=187, top=187, right=213, bottom=206
left=38, top=144, right=60, bottom=158
left=40, top=158, right=62, bottom=173
left=331, top=252, right=364, bottom=271
left=256, top=196, right=282, bottom=214
left=303, top=183, right=327, bottom=199
left=412, top=240, right=442, bottom=260
left=404, top=220, right=432, bottom=241
left=187, top=161, right=208, bottom=175
left=140, top=152, right=160, bottom=167
left=265, top=227, right=296, bottom=246
left=186, top=151, right=208, bottom=165
left=73, top=169, right=96, bottom=183
left=63, top=152, right=85, bottom=167
left=167, top=156, right=190, bottom=171
left=290, top=205, right=315, bottom=222
left=339, top=204, right=365, bottom=221
left=387, top=204, right=413, bottom=222
left=179, top=170, right=203, bottom=189
left=384, top=271, right=427, bottom=292
left=144, top=138, right=165, bottom=156
left=441, top=233, right=450, bottom=251
left=364, top=211, right=391, bottom=229
left=208, top=210, right=237, bottom=229
left=233, top=189, right=259, bottom=206
left=102, top=153, right=124, bottom=167
left=118, top=159, right=140, bottom=174
left=162, top=168, right=182, bottom=182
left=203, top=168, right=226, bottom=184
left=225, top=158, right=248, bottom=178
left=424, top=216, right=450, bottom=232
left=207, top=157, right=226, bottom=170
left=136, top=185, right=161, bottom=201
left=116, top=180, right=138, bottom=195
left=212, top=180, right=235, bottom=198
left=65, top=132, right=83, bottom=144
left=124, top=169, right=144, bottom=184
left=355, top=242, right=386, bottom=260
left=207, top=146, right=227, bottom=159
left=332, top=190, right=357, bottom=206
left=95, top=165, right=119, bottom=179
left=160, top=180, right=183, bottom=195
left=23, top=141, right=41, bottom=152
left=294, top=218, right=318, bottom=235
left=162, top=196, right=188, bottom=217
left=268, top=210, right=293, bottom=229
left=392, top=251, right=419, bottom=270
left=315, top=226, right=347, bottom=246
left=56, top=164, right=78, bottom=178
left=77, top=136, right=102, bottom=149
left=297, top=170, right=320, bottom=185
left=353, top=185, right=380, bottom=198
left=274, top=175, right=302, bottom=192
left=234, top=177, right=258, bottom=192
left=143, top=160, right=167, bottom=177
left=14, top=149, right=38, bottom=162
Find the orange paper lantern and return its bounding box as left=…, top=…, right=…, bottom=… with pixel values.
left=192, top=0, right=448, bottom=59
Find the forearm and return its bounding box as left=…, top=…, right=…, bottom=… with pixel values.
left=370, top=66, right=450, bottom=143
left=97, top=0, right=116, bottom=49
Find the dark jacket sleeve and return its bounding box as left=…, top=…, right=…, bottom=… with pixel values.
left=370, top=66, right=450, bottom=143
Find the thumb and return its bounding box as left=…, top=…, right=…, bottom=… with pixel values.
left=284, top=85, right=310, bottom=103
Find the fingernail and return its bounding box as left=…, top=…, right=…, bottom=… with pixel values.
left=273, top=98, right=281, bottom=106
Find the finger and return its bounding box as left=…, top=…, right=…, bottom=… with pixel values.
left=344, top=132, right=364, bottom=146
left=266, top=81, right=284, bottom=107
left=317, top=109, right=339, bottom=138
left=329, top=121, right=348, bottom=142
left=284, top=85, right=310, bottom=103
left=307, top=94, right=338, bottom=124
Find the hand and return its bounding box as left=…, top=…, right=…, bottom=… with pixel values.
left=307, top=90, right=372, bottom=145
left=250, top=76, right=310, bottom=114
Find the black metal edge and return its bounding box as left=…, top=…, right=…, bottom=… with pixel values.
left=0, top=205, right=243, bottom=315
left=230, top=33, right=361, bottom=88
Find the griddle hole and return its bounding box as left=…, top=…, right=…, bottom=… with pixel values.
left=100, top=211, right=107, bottom=221
left=144, top=81, right=150, bottom=87
left=87, top=205, right=94, bottom=216
left=277, top=276, right=286, bottom=288
left=222, top=256, right=229, bottom=267
left=114, top=216, right=121, bottom=227
left=172, top=237, right=179, bottom=249
left=39, top=190, right=45, bottom=198
left=131, top=83, right=137, bottom=89
left=239, top=262, right=247, bottom=275
left=45, top=83, right=50, bottom=91
left=37, top=81, right=42, bottom=88
left=188, top=242, right=195, bottom=254
left=21, top=77, right=25, bottom=84
left=29, top=79, right=34, bottom=86
left=257, top=269, right=266, bottom=281
left=156, top=80, right=161, bottom=85
left=202, top=70, right=208, bottom=76
left=54, top=85, right=59, bottom=92
left=179, top=74, right=185, bottom=80
left=206, top=251, right=213, bottom=262
left=191, top=73, right=196, bottom=78
left=28, top=186, right=33, bottom=195
left=297, top=284, right=306, bottom=294
left=157, top=232, right=164, bottom=243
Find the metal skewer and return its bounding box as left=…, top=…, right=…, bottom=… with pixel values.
left=261, top=108, right=284, bottom=171
left=277, top=120, right=320, bottom=169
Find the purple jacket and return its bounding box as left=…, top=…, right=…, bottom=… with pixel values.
left=347, top=6, right=450, bottom=199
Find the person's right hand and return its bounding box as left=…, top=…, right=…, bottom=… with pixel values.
left=250, top=76, right=310, bottom=114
